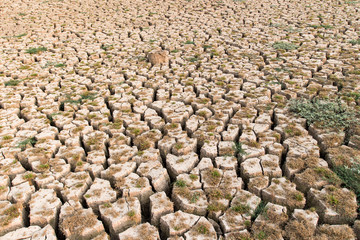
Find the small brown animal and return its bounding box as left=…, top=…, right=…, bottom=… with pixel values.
left=147, top=50, right=169, bottom=66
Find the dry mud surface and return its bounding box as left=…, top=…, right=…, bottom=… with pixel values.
left=0, top=0, right=360, bottom=239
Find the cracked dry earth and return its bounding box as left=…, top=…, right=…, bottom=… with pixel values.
left=0, top=0, right=360, bottom=239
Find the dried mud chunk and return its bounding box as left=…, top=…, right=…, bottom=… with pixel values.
left=200, top=140, right=218, bottom=159
left=262, top=177, right=305, bottom=210
left=9, top=181, right=36, bottom=203
left=284, top=156, right=328, bottom=179
left=29, top=189, right=62, bottom=228
left=60, top=206, right=105, bottom=239
left=224, top=229, right=252, bottom=240
left=160, top=211, right=200, bottom=238
left=148, top=50, right=169, bottom=66
left=248, top=176, right=269, bottom=197
left=100, top=162, right=136, bottom=184
left=118, top=223, right=160, bottom=240
left=293, top=167, right=341, bottom=192
left=220, top=190, right=260, bottom=233
left=137, top=161, right=170, bottom=193
left=215, top=156, right=237, bottom=170
left=0, top=201, right=24, bottom=236
left=150, top=192, right=174, bottom=227
left=120, top=173, right=154, bottom=207
left=166, top=152, right=199, bottom=178
left=284, top=209, right=319, bottom=240
left=172, top=185, right=208, bottom=216
left=253, top=202, right=288, bottom=226
left=99, top=197, right=141, bottom=237
left=184, top=217, right=217, bottom=239
left=201, top=168, right=223, bottom=189
left=171, top=137, right=197, bottom=156
left=240, top=158, right=262, bottom=181
left=84, top=178, right=116, bottom=214
left=0, top=158, right=26, bottom=179
left=260, top=154, right=282, bottom=178
left=325, top=145, right=360, bottom=167
left=308, top=186, right=357, bottom=224
left=0, top=225, right=41, bottom=240
left=60, top=171, right=92, bottom=202
left=315, top=224, right=356, bottom=240
left=0, top=175, right=10, bottom=201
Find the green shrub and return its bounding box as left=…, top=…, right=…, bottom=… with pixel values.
left=4, top=80, right=21, bottom=86
left=333, top=161, right=360, bottom=208
left=17, top=137, right=37, bottom=150
left=272, top=42, right=298, bottom=50
left=288, top=98, right=356, bottom=129
left=25, top=47, right=47, bottom=54
left=349, top=39, right=360, bottom=45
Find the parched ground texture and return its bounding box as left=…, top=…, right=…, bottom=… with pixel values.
left=0, top=0, right=360, bottom=239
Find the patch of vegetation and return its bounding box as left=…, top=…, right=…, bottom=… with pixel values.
left=25, top=46, right=47, bottom=54
left=17, top=137, right=37, bottom=150
left=333, top=161, right=360, bottom=208
left=184, top=40, right=195, bottom=45
left=4, top=79, right=21, bottom=86
left=288, top=98, right=356, bottom=129
left=100, top=44, right=113, bottom=51
left=272, top=41, right=298, bottom=50
left=251, top=201, right=267, bottom=221
left=54, top=63, right=66, bottom=68
left=231, top=204, right=251, bottom=214
left=190, top=192, right=200, bottom=203
left=309, top=24, right=333, bottom=29
left=233, top=142, right=247, bottom=157
left=174, top=180, right=187, bottom=188
left=197, top=224, right=209, bottom=234
left=349, top=39, right=360, bottom=45
left=15, top=33, right=27, bottom=38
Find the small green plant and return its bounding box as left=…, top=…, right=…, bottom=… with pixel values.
left=349, top=39, right=360, bottom=45
left=184, top=40, right=195, bottom=45
left=197, top=224, right=209, bottom=234
left=189, top=174, right=198, bottom=180
left=25, top=47, right=47, bottom=54
left=288, top=98, right=356, bottom=129
left=190, top=192, right=200, bottom=203
left=309, top=24, right=333, bottom=29
left=17, top=137, right=37, bottom=150
left=15, top=33, right=27, bottom=38
left=127, top=210, right=136, bottom=217
left=23, top=173, right=35, bottom=180
left=2, top=135, right=13, bottom=140
left=231, top=204, right=251, bottom=214
left=103, top=202, right=112, bottom=208
left=174, top=143, right=183, bottom=150
left=38, top=164, right=49, bottom=169
left=80, top=92, right=97, bottom=100
left=333, top=161, right=360, bottom=207
left=272, top=41, right=298, bottom=50
left=251, top=201, right=267, bottom=221
left=54, top=63, right=65, bottom=68
left=211, top=169, right=221, bottom=178
left=175, top=180, right=187, bottom=188
left=100, top=44, right=113, bottom=51
left=257, top=231, right=268, bottom=240
left=4, top=79, right=21, bottom=86
left=293, top=193, right=304, bottom=201
left=328, top=195, right=339, bottom=205
left=233, top=142, right=247, bottom=157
